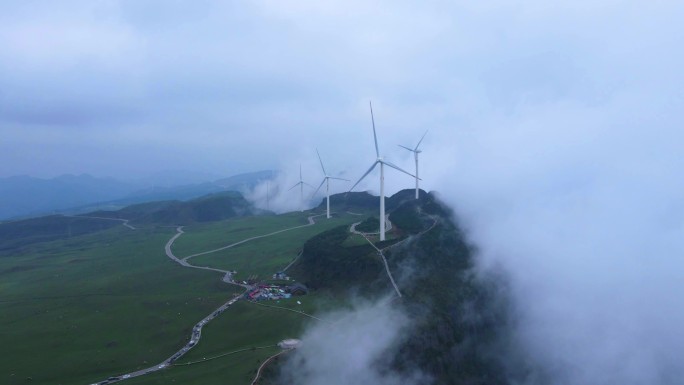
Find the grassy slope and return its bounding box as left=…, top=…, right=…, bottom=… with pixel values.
left=97, top=284, right=347, bottom=385
left=0, top=226, right=240, bottom=385
left=0, top=215, right=121, bottom=254
left=384, top=195, right=506, bottom=384
left=170, top=213, right=310, bottom=257
left=260, top=193, right=505, bottom=385
left=188, top=213, right=364, bottom=280
left=125, top=348, right=281, bottom=385
left=124, top=300, right=310, bottom=385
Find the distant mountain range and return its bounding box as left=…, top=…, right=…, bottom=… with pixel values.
left=87, top=191, right=265, bottom=226
left=0, top=170, right=273, bottom=220
left=0, top=190, right=267, bottom=255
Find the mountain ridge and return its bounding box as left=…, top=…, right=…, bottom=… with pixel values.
left=0, top=170, right=273, bottom=220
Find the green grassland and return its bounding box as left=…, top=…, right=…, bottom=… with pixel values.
left=0, top=215, right=122, bottom=254
left=125, top=347, right=281, bottom=385
left=170, top=212, right=313, bottom=257
left=0, top=188, right=405, bottom=385
left=124, top=301, right=306, bottom=385
left=187, top=213, right=366, bottom=280
left=0, top=208, right=372, bottom=385
left=126, top=293, right=351, bottom=385
left=340, top=232, right=369, bottom=247
left=0, top=225, right=241, bottom=385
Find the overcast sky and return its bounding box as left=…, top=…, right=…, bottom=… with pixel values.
left=3, top=0, right=678, bottom=185
left=2, top=1, right=684, bottom=384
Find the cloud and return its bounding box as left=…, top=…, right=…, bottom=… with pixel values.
left=278, top=298, right=429, bottom=385
left=244, top=156, right=350, bottom=214
left=430, top=72, right=684, bottom=384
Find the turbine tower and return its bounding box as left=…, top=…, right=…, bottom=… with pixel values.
left=312, top=149, right=349, bottom=219
left=266, top=180, right=270, bottom=211
left=398, top=130, right=428, bottom=199
left=288, top=164, right=313, bottom=212
left=349, top=102, right=417, bottom=241
left=265, top=170, right=273, bottom=211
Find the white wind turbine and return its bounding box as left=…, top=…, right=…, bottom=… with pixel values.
left=349, top=102, right=418, bottom=241
left=312, top=149, right=349, bottom=219
left=288, top=164, right=313, bottom=212
left=398, top=130, right=428, bottom=199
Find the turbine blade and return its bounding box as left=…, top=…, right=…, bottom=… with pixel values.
left=383, top=160, right=419, bottom=179
left=398, top=144, right=414, bottom=152
left=349, top=161, right=378, bottom=192
left=303, top=182, right=316, bottom=189
left=311, top=178, right=326, bottom=198
left=329, top=177, right=350, bottom=182
left=288, top=181, right=301, bottom=191
left=370, top=101, right=380, bottom=158
left=316, top=148, right=327, bottom=175
left=300, top=164, right=302, bottom=181
left=415, top=130, right=429, bottom=151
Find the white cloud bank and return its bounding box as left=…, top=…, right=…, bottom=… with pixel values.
left=279, top=299, right=429, bottom=385
left=432, top=78, right=684, bottom=384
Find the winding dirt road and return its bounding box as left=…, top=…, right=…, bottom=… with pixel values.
left=350, top=215, right=402, bottom=297
left=250, top=349, right=292, bottom=385
left=182, top=214, right=325, bottom=261
left=66, top=215, right=136, bottom=230
left=350, top=214, right=440, bottom=299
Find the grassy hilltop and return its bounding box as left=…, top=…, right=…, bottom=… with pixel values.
left=264, top=191, right=507, bottom=385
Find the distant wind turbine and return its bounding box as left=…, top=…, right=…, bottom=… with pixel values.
left=262, top=170, right=274, bottom=211
left=349, top=102, right=418, bottom=241
left=266, top=180, right=270, bottom=211
left=288, top=164, right=314, bottom=212
left=312, top=149, right=349, bottom=219
left=398, top=130, right=428, bottom=199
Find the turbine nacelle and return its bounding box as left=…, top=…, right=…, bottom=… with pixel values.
left=398, top=130, right=428, bottom=154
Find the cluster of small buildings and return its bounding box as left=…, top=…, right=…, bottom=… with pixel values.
left=245, top=283, right=308, bottom=301
left=247, top=285, right=290, bottom=301
left=272, top=271, right=290, bottom=280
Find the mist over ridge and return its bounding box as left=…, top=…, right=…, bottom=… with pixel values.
left=2, top=1, right=683, bottom=384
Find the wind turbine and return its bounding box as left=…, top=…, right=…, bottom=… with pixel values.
left=312, top=149, right=349, bottom=219
left=349, top=102, right=418, bottom=241
left=288, top=164, right=313, bottom=212
left=398, top=130, right=428, bottom=199
left=266, top=180, right=270, bottom=211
